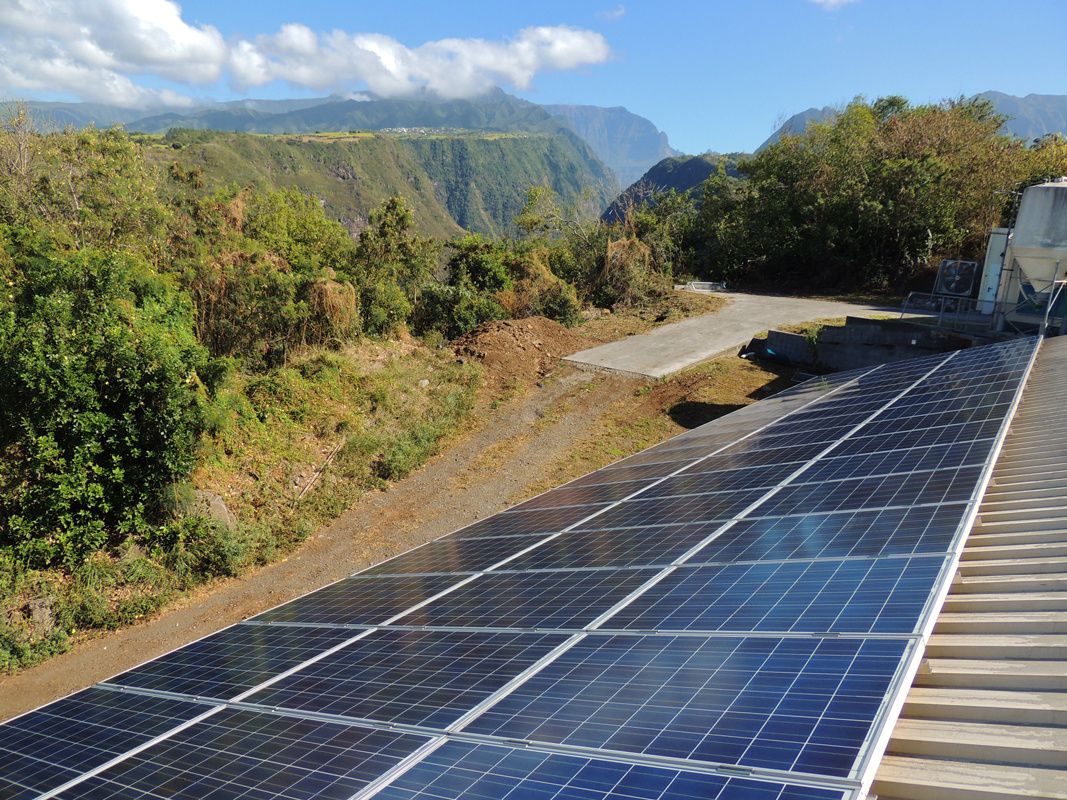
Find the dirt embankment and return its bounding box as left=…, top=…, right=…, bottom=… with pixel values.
left=453, top=317, right=589, bottom=396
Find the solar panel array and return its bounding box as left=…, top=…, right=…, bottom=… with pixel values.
left=0, top=336, right=1039, bottom=800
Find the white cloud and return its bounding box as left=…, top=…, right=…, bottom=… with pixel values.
left=808, top=0, right=860, bottom=8
left=598, top=5, right=626, bottom=20
left=0, top=0, right=612, bottom=107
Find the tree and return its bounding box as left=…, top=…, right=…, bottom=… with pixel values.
left=0, top=243, right=207, bottom=567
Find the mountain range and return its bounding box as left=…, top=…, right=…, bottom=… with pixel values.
left=18, top=90, right=675, bottom=191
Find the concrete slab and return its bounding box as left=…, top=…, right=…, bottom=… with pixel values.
left=562, top=293, right=889, bottom=378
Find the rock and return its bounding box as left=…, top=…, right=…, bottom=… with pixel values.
left=418, top=378, right=430, bottom=388
left=191, top=490, right=237, bottom=530
left=26, top=597, right=53, bottom=631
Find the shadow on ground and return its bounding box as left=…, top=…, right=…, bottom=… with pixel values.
left=668, top=401, right=745, bottom=429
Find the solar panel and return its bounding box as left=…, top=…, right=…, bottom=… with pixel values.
left=109, top=624, right=356, bottom=700
left=497, top=524, right=717, bottom=571
left=362, top=534, right=551, bottom=577
left=53, top=709, right=431, bottom=800
left=0, top=688, right=208, bottom=800
left=0, top=335, right=1040, bottom=800
left=465, top=634, right=910, bottom=778
left=608, top=557, right=946, bottom=634
left=245, top=628, right=569, bottom=729
left=393, top=568, right=658, bottom=630
left=374, top=741, right=848, bottom=800
left=687, top=504, right=969, bottom=564
left=252, top=574, right=473, bottom=626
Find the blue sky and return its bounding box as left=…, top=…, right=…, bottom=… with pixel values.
left=4, top=0, right=1066, bottom=153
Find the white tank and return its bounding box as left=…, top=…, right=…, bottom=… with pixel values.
left=1010, top=178, right=1067, bottom=286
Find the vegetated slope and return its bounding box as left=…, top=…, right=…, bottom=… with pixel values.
left=543, top=104, right=680, bottom=187
left=603, top=152, right=744, bottom=220
left=758, top=106, right=837, bottom=150
left=404, top=134, right=615, bottom=235
left=152, top=129, right=614, bottom=237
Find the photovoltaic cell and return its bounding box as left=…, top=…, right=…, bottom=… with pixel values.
left=0, top=687, right=207, bottom=800
left=572, top=461, right=692, bottom=487
left=467, top=634, right=909, bottom=778
left=395, top=568, right=658, bottom=630
left=454, top=504, right=610, bottom=539
left=375, top=741, right=848, bottom=800
left=746, top=466, right=983, bottom=518
left=789, top=440, right=994, bottom=484
left=639, top=463, right=800, bottom=499
left=362, top=534, right=551, bottom=576
left=53, top=708, right=430, bottom=800
left=588, top=489, right=766, bottom=529
left=609, top=557, right=946, bottom=634
left=252, top=574, right=472, bottom=627
left=108, top=624, right=354, bottom=699
left=688, top=503, right=969, bottom=564
left=246, top=628, right=568, bottom=728
left=498, top=524, right=717, bottom=572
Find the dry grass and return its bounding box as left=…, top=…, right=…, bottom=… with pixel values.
left=514, top=354, right=793, bottom=502
left=576, top=291, right=727, bottom=344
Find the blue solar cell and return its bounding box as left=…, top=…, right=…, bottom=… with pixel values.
left=588, top=489, right=766, bottom=530
left=467, top=634, right=909, bottom=778
left=245, top=628, right=568, bottom=728
left=375, top=741, right=847, bottom=800
left=109, top=624, right=354, bottom=699
left=789, top=440, right=994, bottom=484
left=747, top=466, right=983, bottom=518
left=0, top=687, right=207, bottom=799
left=455, top=504, right=610, bottom=539
left=638, top=463, right=799, bottom=499
left=53, top=708, right=430, bottom=800
left=363, top=534, right=551, bottom=576
left=499, top=525, right=715, bottom=571
left=609, top=557, right=945, bottom=634
left=688, top=503, right=967, bottom=563
left=395, top=568, right=658, bottom=630
left=834, top=419, right=1003, bottom=454
left=252, top=574, right=472, bottom=627
left=572, top=461, right=691, bottom=487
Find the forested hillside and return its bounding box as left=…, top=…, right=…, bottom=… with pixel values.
left=150, top=128, right=614, bottom=237
left=603, top=152, right=743, bottom=221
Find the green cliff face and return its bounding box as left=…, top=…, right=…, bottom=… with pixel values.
left=151, top=129, right=614, bottom=237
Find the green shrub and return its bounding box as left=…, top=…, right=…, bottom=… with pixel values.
left=528, top=280, right=582, bottom=327
left=412, top=282, right=508, bottom=339
left=446, top=234, right=512, bottom=292
left=361, top=281, right=412, bottom=337
left=0, top=245, right=207, bottom=568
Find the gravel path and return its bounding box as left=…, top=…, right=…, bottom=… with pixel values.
left=564, top=293, right=890, bottom=377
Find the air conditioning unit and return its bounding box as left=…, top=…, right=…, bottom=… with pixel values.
left=935, top=259, right=979, bottom=297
